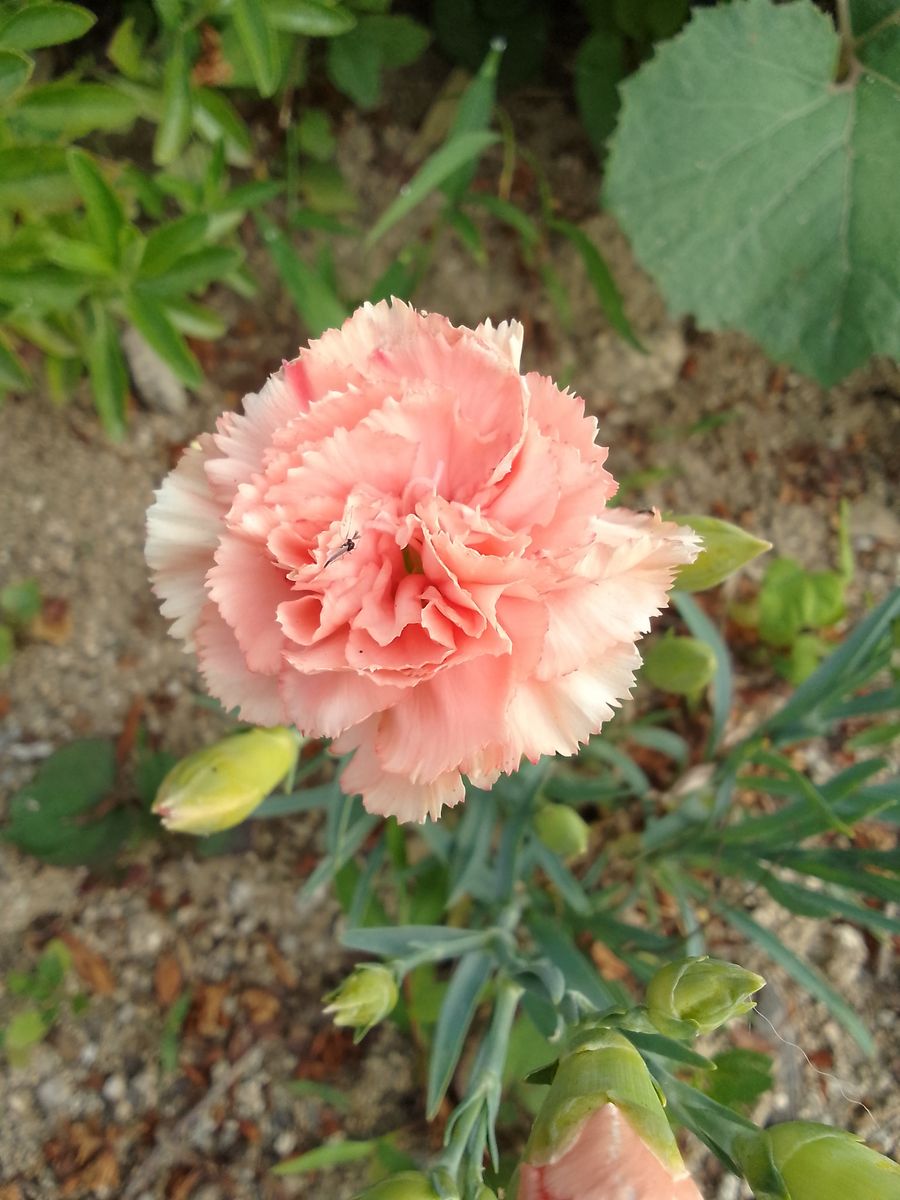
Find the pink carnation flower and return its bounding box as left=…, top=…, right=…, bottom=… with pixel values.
left=516, top=1102, right=704, bottom=1200
left=146, top=301, right=698, bottom=823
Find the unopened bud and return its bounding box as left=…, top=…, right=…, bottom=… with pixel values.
left=153, top=727, right=298, bottom=835
left=646, top=956, right=764, bottom=1035
left=767, top=1122, right=900, bottom=1200
left=535, top=803, right=590, bottom=859
left=512, top=1027, right=702, bottom=1199
left=324, top=963, right=399, bottom=1042
left=352, top=1173, right=439, bottom=1200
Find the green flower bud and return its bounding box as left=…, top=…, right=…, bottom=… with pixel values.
left=153, top=726, right=298, bottom=835
left=323, top=963, right=399, bottom=1042
left=646, top=956, right=765, bottom=1034
left=534, top=802, right=590, bottom=859
left=525, top=1027, right=686, bottom=1178
left=352, top=1172, right=439, bottom=1200
left=768, top=1122, right=900, bottom=1200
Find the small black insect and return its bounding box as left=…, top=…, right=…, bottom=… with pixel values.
left=324, top=531, right=359, bottom=567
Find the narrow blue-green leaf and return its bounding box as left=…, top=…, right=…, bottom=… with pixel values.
left=532, top=841, right=591, bottom=915
left=528, top=914, right=625, bottom=1011
left=251, top=783, right=340, bottom=818
left=673, top=591, right=733, bottom=756
left=298, top=812, right=379, bottom=900
left=124, top=291, right=202, bottom=387
left=447, top=791, right=496, bottom=906
left=66, top=149, right=124, bottom=264
left=366, top=131, right=498, bottom=246
left=718, top=902, right=874, bottom=1055
left=426, top=950, right=493, bottom=1117
left=625, top=725, right=689, bottom=768
left=751, top=866, right=900, bottom=936
left=341, top=925, right=486, bottom=959
left=623, top=1028, right=714, bottom=1069
left=549, top=217, right=642, bottom=350
left=233, top=0, right=280, bottom=98
left=760, top=588, right=900, bottom=739
left=257, top=213, right=347, bottom=335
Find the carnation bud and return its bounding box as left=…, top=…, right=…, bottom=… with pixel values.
left=153, top=727, right=298, bottom=835
left=352, top=1173, right=440, bottom=1200
left=534, top=802, right=590, bottom=859
left=646, top=956, right=765, bottom=1034
left=323, top=963, right=399, bottom=1042
left=511, top=1027, right=702, bottom=1199
left=767, top=1122, right=900, bottom=1200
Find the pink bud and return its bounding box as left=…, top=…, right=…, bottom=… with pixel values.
left=514, top=1103, right=704, bottom=1200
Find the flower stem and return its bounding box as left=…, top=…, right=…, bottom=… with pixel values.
left=436, top=975, right=524, bottom=1187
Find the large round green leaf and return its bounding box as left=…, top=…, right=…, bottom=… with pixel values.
left=604, top=0, right=900, bottom=385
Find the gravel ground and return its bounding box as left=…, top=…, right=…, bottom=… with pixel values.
left=1, top=79, right=899, bottom=1200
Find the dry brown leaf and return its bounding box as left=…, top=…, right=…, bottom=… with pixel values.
left=29, top=596, right=72, bottom=646
left=59, top=932, right=115, bottom=996
left=166, top=1166, right=204, bottom=1200
left=154, top=952, right=183, bottom=1008
left=194, top=981, right=229, bottom=1038
left=0, top=1184, right=24, bottom=1200
left=63, top=1147, right=120, bottom=1197
left=239, top=987, right=281, bottom=1026
left=264, top=935, right=298, bottom=988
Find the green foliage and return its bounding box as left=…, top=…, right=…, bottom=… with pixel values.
left=2, top=938, right=86, bottom=1064
left=0, top=575, right=41, bottom=666
left=704, top=1048, right=774, bottom=1114
left=732, top=504, right=854, bottom=681
left=642, top=632, right=717, bottom=698
left=605, top=0, right=900, bottom=385
left=3, top=733, right=176, bottom=866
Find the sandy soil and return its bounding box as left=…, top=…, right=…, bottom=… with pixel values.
left=1, top=82, right=898, bottom=1200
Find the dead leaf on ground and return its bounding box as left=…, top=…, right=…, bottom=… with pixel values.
left=239, top=988, right=281, bottom=1026
left=115, top=697, right=144, bottom=765
left=193, top=981, right=230, bottom=1038
left=29, top=596, right=72, bottom=646
left=45, top=1121, right=120, bottom=1197
left=61, top=1147, right=119, bottom=1197
left=264, top=935, right=298, bottom=988
left=294, top=1026, right=361, bottom=1081
left=154, top=952, right=183, bottom=1007
left=166, top=1167, right=204, bottom=1200
left=58, top=932, right=115, bottom=996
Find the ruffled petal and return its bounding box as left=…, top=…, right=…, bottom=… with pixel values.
left=195, top=605, right=286, bottom=726
left=145, top=435, right=223, bottom=649
left=206, top=533, right=292, bottom=674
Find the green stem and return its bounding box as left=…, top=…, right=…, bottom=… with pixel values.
left=437, top=975, right=524, bottom=1186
